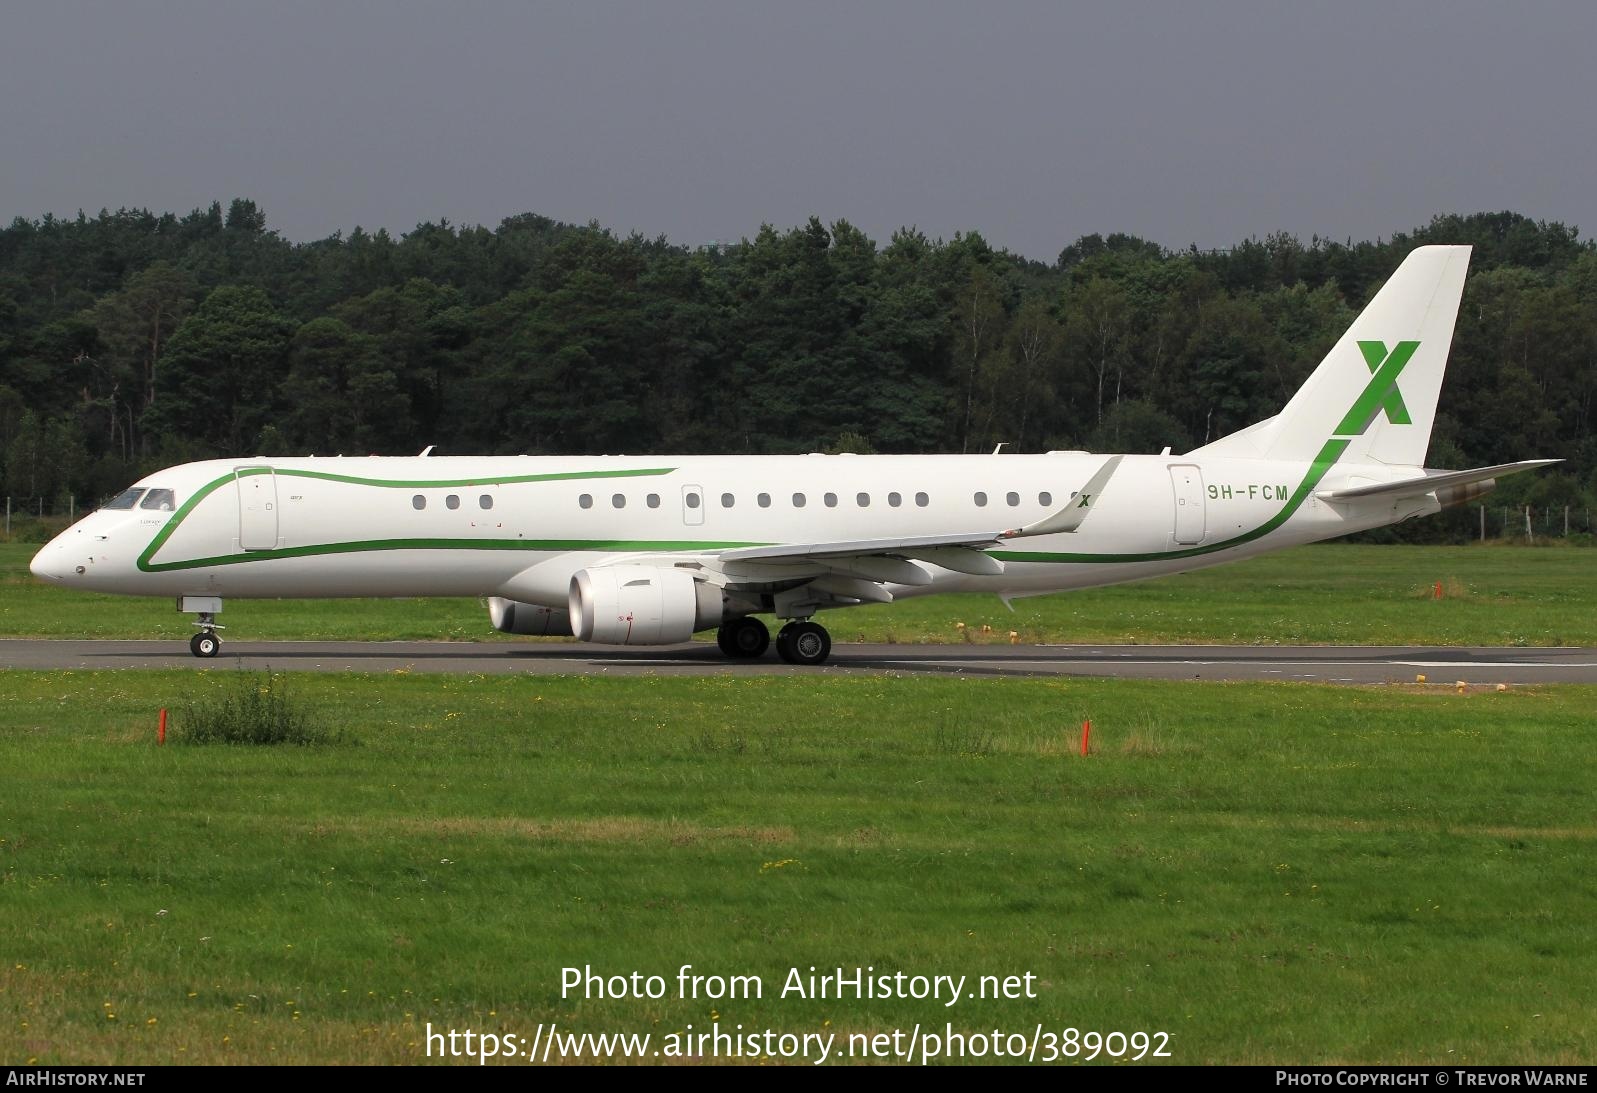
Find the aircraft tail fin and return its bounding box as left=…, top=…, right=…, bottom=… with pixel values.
left=1188, top=245, right=1472, bottom=467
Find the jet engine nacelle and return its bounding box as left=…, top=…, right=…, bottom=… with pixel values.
left=487, top=596, right=574, bottom=636
left=569, top=565, right=723, bottom=645
left=1436, top=478, right=1496, bottom=509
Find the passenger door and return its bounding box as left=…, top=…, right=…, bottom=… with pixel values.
left=236, top=467, right=279, bottom=551
left=1168, top=464, right=1206, bottom=545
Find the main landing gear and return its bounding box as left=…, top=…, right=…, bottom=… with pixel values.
left=714, top=617, right=833, bottom=666
left=180, top=596, right=224, bottom=658
left=716, top=616, right=770, bottom=659
left=775, top=620, right=831, bottom=666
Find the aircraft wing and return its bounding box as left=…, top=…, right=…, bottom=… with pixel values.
left=621, top=456, right=1128, bottom=598
left=1315, top=459, right=1560, bottom=502
left=713, top=531, right=1006, bottom=576
left=704, top=455, right=1123, bottom=573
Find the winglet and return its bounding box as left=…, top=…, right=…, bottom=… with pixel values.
left=1001, top=456, right=1123, bottom=538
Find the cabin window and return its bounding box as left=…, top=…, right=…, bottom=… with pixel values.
left=479, top=494, right=494, bottom=510
left=412, top=495, right=426, bottom=510
left=685, top=492, right=701, bottom=509
left=915, top=492, right=929, bottom=507
left=888, top=492, right=902, bottom=508
left=758, top=493, right=771, bottom=508
left=721, top=493, right=736, bottom=508
left=856, top=492, right=870, bottom=507
left=1007, top=491, right=1020, bottom=507
left=103, top=488, right=145, bottom=510
left=612, top=493, right=626, bottom=509
left=140, top=488, right=176, bottom=511
left=646, top=493, right=661, bottom=508
left=974, top=492, right=987, bottom=507
left=579, top=494, right=593, bottom=509
left=792, top=492, right=807, bottom=508
left=446, top=494, right=460, bottom=510
left=824, top=492, right=838, bottom=507
left=1039, top=491, right=1052, bottom=506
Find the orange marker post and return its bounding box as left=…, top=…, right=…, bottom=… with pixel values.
left=1080, top=719, right=1091, bottom=757
left=158, top=708, right=167, bottom=746
left=1433, top=581, right=1443, bottom=600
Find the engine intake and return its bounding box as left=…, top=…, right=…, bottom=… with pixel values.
left=487, top=597, right=573, bottom=636
left=569, top=565, right=723, bottom=645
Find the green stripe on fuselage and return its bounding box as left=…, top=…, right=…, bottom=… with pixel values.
left=139, top=440, right=1354, bottom=574
left=136, top=465, right=689, bottom=573
left=232, top=465, right=677, bottom=489
left=991, top=438, right=1349, bottom=564
left=139, top=537, right=766, bottom=574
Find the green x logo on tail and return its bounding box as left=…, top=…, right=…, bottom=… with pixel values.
left=1335, top=341, right=1417, bottom=436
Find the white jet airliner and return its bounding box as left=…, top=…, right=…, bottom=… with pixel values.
left=31, top=245, right=1556, bottom=664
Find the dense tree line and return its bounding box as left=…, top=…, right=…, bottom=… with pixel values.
left=1, top=201, right=1592, bottom=540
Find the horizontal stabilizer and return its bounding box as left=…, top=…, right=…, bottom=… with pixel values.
left=1316, top=459, right=1561, bottom=502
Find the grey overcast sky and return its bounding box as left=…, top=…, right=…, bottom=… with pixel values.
left=3, top=1, right=1593, bottom=262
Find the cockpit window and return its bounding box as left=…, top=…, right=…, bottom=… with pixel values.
left=140, top=488, right=177, bottom=512
left=102, top=488, right=146, bottom=510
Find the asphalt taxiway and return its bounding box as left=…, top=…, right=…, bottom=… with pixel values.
left=1, top=639, right=1594, bottom=685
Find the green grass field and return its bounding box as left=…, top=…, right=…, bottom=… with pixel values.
left=5, top=541, right=1596, bottom=646
left=3, top=670, right=1595, bottom=1065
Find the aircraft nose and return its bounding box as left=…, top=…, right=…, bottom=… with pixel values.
left=30, top=535, right=80, bottom=581
left=30, top=541, right=64, bottom=581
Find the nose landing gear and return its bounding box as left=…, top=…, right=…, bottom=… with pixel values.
left=180, top=596, right=225, bottom=658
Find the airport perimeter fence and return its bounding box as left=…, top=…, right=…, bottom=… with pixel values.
left=1479, top=503, right=1594, bottom=543
left=4, top=496, right=83, bottom=543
